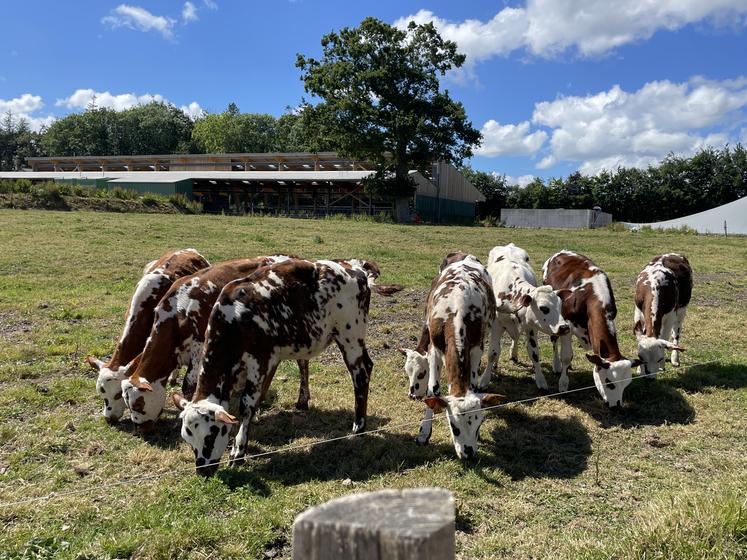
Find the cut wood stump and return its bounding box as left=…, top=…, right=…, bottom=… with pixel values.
left=292, top=487, right=455, bottom=560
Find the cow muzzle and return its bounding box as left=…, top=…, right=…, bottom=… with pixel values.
left=555, top=324, right=571, bottom=336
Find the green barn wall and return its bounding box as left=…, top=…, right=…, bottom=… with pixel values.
left=415, top=195, right=476, bottom=225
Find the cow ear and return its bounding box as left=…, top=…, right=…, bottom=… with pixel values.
left=518, top=293, right=533, bottom=307
left=172, top=393, right=189, bottom=410
left=120, top=353, right=143, bottom=377
left=630, top=358, right=645, bottom=368
left=586, top=353, right=610, bottom=369
left=424, top=396, right=448, bottom=414
left=479, top=393, right=507, bottom=407
left=659, top=339, right=685, bottom=352
left=86, top=356, right=104, bottom=371
left=134, top=378, right=153, bottom=392
left=215, top=409, right=238, bottom=425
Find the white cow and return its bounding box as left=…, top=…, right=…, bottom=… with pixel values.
left=482, top=243, right=570, bottom=391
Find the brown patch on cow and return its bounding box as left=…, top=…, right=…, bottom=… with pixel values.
left=131, top=396, right=146, bottom=413
left=545, top=252, right=623, bottom=361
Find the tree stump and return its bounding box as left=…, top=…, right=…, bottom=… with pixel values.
left=292, top=487, right=455, bottom=560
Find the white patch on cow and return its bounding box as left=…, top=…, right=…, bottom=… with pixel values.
left=218, top=300, right=247, bottom=323
left=120, top=272, right=165, bottom=342
left=121, top=377, right=167, bottom=425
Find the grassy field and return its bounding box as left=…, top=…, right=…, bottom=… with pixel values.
left=0, top=210, right=745, bottom=560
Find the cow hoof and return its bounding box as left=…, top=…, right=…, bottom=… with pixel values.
left=415, top=436, right=430, bottom=446
left=295, top=400, right=309, bottom=411
left=672, top=361, right=680, bottom=368
left=352, top=420, right=366, bottom=434
left=537, top=387, right=550, bottom=396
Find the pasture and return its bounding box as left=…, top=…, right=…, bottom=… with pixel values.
left=0, top=210, right=745, bottom=559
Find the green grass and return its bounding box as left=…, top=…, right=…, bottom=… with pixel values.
left=0, top=210, right=745, bottom=560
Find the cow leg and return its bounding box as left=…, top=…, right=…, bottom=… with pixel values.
left=558, top=334, right=574, bottom=392
left=295, top=359, right=310, bottom=410
left=470, top=345, right=485, bottom=391
left=479, top=320, right=502, bottom=390
left=337, top=340, right=373, bottom=434
left=552, top=335, right=561, bottom=375
left=507, top=317, right=520, bottom=362
left=417, top=346, right=443, bottom=445
left=181, top=340, right=204, bottom=399
left=426, top=346, right=444, bottom=396
left=230, top=358, right=277, bottom=466
left=526, top=329, right=548, bottom=391
left=670, top=307, right=687, bottom=367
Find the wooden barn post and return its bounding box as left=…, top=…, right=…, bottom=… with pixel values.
left=292, top=487, right=455, bottom=560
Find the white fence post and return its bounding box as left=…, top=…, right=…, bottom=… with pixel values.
left=292, top=487, right=455, bottom=560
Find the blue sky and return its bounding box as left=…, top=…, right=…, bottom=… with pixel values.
left=2, top=0, right=747, bottom=183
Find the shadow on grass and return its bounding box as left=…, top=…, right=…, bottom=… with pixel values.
left=217, top=427, right=454, bottom=490
left=480, top=407, right=592, bottom=481
left=665, top=361, right=747, bottom=393
left=484, top=363, right=695, bottom=428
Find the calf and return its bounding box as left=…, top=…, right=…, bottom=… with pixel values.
left=634, top=253, right=692, bottom=376
left=87, top=248, right=209, bottom=422
left=176, top=258, right=376, bottom=475
left=543, top=250, right=642, bottom=407
left=482, top=243, right=570, bottom=391
left=399, top=252, right=505, bottom=460
left=120, top=256, right=311, bottom=430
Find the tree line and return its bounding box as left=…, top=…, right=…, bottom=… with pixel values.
left=463, top=145, right=747, bottom=222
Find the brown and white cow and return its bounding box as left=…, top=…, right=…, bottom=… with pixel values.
left=175, top=258, right=377, bottom=475
left=399, top=252, right=505, bottom=460
left=482, top=243, right=570, bottom=391
left=634, top=253, right=692, bottom=376
left=543, top=250, right=642, bottom=407
left=119, top=255, right=313, bottom=430
left=87, top=248, right=209, bottom=422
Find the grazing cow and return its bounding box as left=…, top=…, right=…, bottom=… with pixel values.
left=482, top=243, right=570, bottom=391
left=119, top=256, right=312, bottom=430
left=86, top=248, right=209, bottom=422
left=543, top=250, right=642, bottom=407
left=176, top=258, right=377, bottom=475
left=399, top=252, right=505, bottom=460
left=634, top=253, right=692, bottom=376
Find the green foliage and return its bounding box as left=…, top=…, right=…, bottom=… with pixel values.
left=40, top=102, right=194, bottom=157
left=168, top=193, right=203, bottom=214
left=297, top=17, right=481, bottom=197
left=110, top=187, right=139, bottom=200
left=0, top=111, right=42, bottom=171
left=496, top=145, right=747, bottom=222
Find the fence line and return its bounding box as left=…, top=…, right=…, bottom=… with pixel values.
left=0, top=361, right=718, bottom=509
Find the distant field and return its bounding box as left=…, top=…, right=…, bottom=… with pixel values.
left=0, top=210, right=745, bottom=560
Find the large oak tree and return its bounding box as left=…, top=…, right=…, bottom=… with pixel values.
left=296, top=17, right=481, bottom=197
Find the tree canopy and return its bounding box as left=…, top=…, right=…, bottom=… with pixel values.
left=296, top=17, right=481, bottom=197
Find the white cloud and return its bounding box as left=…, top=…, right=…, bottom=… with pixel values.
left=202, top=0, right=218, bottom=9
left=0, top=93, right=44, bottom=115
left=395, top=1, right=747, bottom=63
left=182, top=1, right=198, bottom=23
left=476, top=120, right=547, bottom=157
left=102, top=4, right=176, bottom=40
left=181, top=101, right=205, bottom=120
left=56, top=89, right=167, bottom=111
left=55, top=88, right=204, bottom=120
left=526, top=76, right=747, bottom=174
left=504, top=173, right=537, bottom=187
left=0, top=94, right=55, bottom=132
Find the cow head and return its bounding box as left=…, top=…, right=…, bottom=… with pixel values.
left=586, top=354, right=644, bottom=407
left=398, top=348, right=428, bottom=398
left=424, top=392, right=505, bottom=460
left=175, top=395, right=237, bottom=476
left=121, top=370, right=167, bottom=430
left=636, top=336, right=685, bottom=376
left=88, top=355, right=131, bottom=422
left=520, top=286, right=571, bottom=337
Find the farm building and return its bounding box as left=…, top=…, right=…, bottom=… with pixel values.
left=1, top=152, right=484, bottom=223
left=501, top=208, right=612, bottom=229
